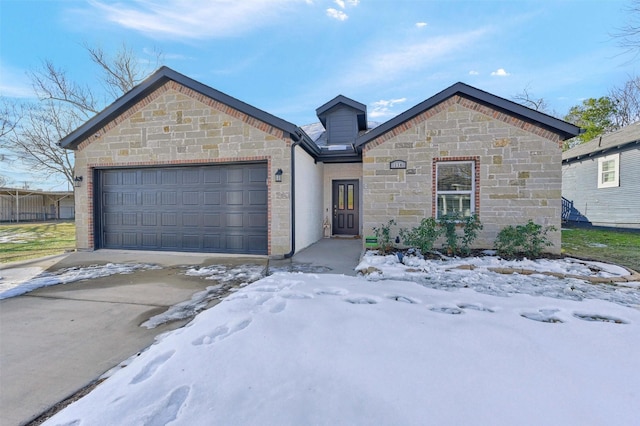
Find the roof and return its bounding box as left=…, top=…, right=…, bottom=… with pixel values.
left=315, top=95, right=367, bottom=131
left=562, top=121, right=640, bottom=162
left=356, top=82, right=581, bottom=148
left=59, top=66, right=305, bottom=150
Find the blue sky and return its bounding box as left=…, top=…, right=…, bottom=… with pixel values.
left=0, top=0, right=637, bottom=190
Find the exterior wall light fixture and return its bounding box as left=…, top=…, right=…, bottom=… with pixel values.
left=74, top=176, right=83, bottom=187
left=275, top=169, right=283, bottom=183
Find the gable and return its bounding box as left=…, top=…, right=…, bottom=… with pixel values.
left=357, top=83, right=580, bottom=151
left=60, top=66, right=303, bottom=151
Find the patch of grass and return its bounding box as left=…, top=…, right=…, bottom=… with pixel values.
left=562, top=225, right=640, bottom=272
left=0, top=221, right=76, bottom=264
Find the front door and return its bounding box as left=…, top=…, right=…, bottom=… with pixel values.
left=332, top=180, right=359, bottom=235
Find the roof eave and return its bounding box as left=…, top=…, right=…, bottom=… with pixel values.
left=356, top=82, right=581, bottom=148
left=60, top=66, right=301, bottom=150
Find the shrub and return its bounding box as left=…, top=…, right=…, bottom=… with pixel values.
left=438, top=213, right=483, bottom=256
left=399, top=217, right=441, bottom=254
left=372, top=219, right=397, bottom=254
left=494, top=220, right=556, bottom=258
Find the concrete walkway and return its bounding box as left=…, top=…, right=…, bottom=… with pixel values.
left=269, top=237, right=364, bottom=276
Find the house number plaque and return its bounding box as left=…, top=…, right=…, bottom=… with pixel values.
left=389, top=160, right=407, bottom=169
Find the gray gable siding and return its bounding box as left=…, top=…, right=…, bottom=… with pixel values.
left=562, top=145, right=640, bottom=228
left=326, top=106, right=359, bottom=145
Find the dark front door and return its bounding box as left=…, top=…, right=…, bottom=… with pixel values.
left=332, top=180, right=359, bottom=235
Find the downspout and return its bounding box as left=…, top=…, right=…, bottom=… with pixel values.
left=283, top=132, right=303, bottom=259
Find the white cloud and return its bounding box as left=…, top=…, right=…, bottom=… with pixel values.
left=468, top=70, right=479, bottom=75
left=85, top=0, right=304, bottom=39
left=346, top=0, right=360, bottom=5
left=490, top=68, right=510, bottom=77
left=415, top=22, right=427, bottom=28
left=327, top=8, right=348, bottom=21
left=341, top=28, right=490, bottom=88
left=334, top=0, right=345, bottom=8
left=369, top=97, right=408, bottom=118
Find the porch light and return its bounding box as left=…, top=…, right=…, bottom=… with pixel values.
left=275, top=169, right=283, bottom=183
left=73, top=176, right=83, bottom=187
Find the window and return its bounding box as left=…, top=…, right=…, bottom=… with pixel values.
left=436, top=161, right=475, bottom=218
left=598, top=154, right=619, bottom=188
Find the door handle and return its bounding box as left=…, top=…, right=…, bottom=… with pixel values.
left=333, top=205, right=337, bottom=218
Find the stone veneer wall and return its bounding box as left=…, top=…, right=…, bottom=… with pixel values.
left=73, top=81, right=293, bottom=255
left=362, top=95, right=563, bottom=253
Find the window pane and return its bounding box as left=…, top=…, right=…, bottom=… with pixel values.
left=602, top=171, right=615, bottom=183
left=601, top=160, right=614, bottom=172
left=438, top=194, right=472, bottom=217
left=437, top=163, right=472, bottom=191
left=347, top=184, right=354, bottom=210
left=338, top=185, right=344, bottom=210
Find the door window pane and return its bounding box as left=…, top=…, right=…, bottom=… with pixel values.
left=338, top=185, right=344, bottom=210
left=347, top=184, right=354, bottom=210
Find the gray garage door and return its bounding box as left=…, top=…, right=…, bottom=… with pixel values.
left=97, top=163, right=268, bottom=254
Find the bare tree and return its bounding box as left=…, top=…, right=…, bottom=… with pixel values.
left=0, top=44, right=163, bottom=188
left=609, top=75, right=640, bottom=126
left=613, top=0, right=640, bottom=58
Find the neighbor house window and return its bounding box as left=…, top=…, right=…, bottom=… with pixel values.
left=597, top=154, right=619, bottom=188
left=435, top=160, right=475, bottom=218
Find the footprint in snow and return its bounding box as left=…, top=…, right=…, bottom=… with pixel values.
left=143, top=385, right=190, bottom=426
left=191, top=318, right=252, bottom=346
left=387, top=295, right=420, bottom=304
left=315, top=287, right=348, bottom=296
left=266, top=297, right=287, bottom=314
left=430, top=306, right=464, bottom=315
left=280, top=292, right=314, bottom=299
left=344, top=296, right=379, bottom=305
left=521, top=309, right=563, bottom=323
left=573, top=312, right=628, bottom=324
left=130, top=350, right=175, bottom=385
left=457, top=303, right=494, bottom=313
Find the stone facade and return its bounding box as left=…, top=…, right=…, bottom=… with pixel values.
left=362, top=95, right=563, bottom=252
left=73, top=81, right=293, bottom=255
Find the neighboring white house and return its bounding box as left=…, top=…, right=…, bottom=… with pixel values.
left=562, top=122, right=640, bottom=229
left=0, top=187, right=75, bottom=222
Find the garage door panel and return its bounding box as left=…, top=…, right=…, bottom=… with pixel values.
left=226, top=213, right=244, bottom=227
left=249, top=190, right=267, bottom=206
left=99, top=163, right=268, bottom=254
left=183, top=192, right=199, bottom=205
left=226, top=191, right=243, bottom=205
left=161, top=192, right=177, bottom=205
left=203, top=213, right=221, bottom=227
left=227, top=168, right=244, bottom=183
left=161, top=213, right=178, bottom=227
left=248, top=212, right=267, bottom=227
left=142, top=212, right=157, bottom=226
left=122, top=213, right=137, bottom=226
left=161, top=170, right=178, bottom=184
left=204, top=192, right=220, bottom=205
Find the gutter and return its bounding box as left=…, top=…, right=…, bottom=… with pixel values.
left=283, top=131, right=304, bottom=259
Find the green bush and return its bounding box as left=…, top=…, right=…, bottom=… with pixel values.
left=399, top=217, right=441, bottom=254
left=494, top=220, right=556, bottom=258
left=372, top=219, right=397, bottom=254
left=438, top=213, right=482, bottom=256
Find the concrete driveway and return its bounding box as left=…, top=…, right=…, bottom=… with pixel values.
left=0, top=250, right=267, bottom=426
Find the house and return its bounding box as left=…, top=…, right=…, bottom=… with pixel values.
left=0, top=187, right=74, bottom=222
left=59, top=66, right=580, bottom=256
left=562, top=122, right=640, bottom=229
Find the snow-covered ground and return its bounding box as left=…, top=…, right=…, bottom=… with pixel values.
left=43, top=255, right=640, bottom=426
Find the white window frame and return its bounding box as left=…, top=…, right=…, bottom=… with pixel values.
left=435, top=160, right=475, bottom=218
left=597, top=153, right=619, bottom=189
